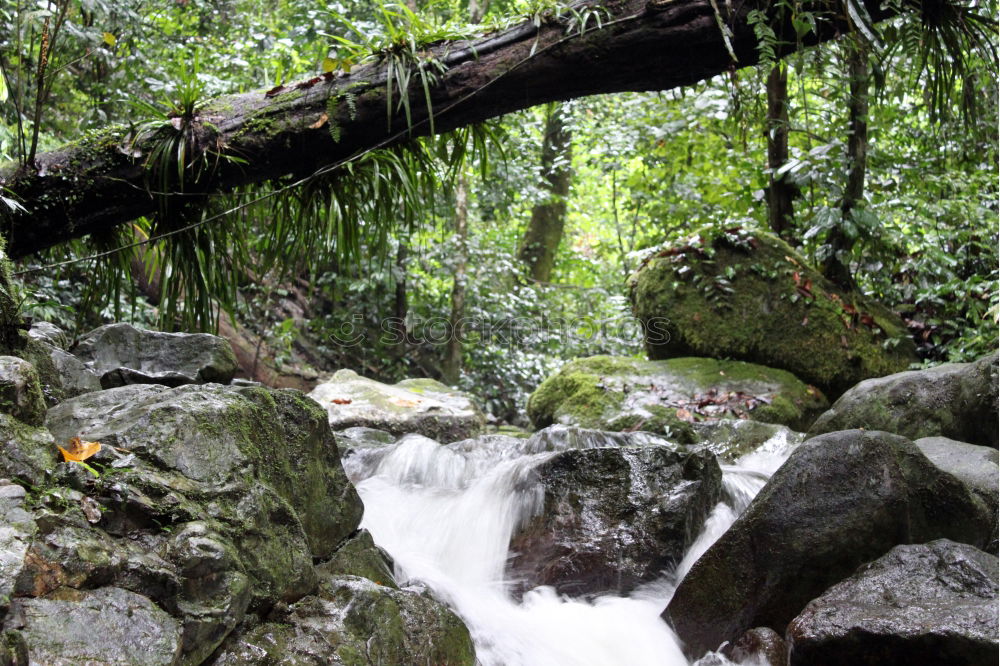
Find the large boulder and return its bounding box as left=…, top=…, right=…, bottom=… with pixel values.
left=628, top=227, right=917, bottom=396
left=28, top=382, right=365, bottom=662
left=46, top=384, right=363, bottom=604
left=664, top=429, right=994, bottom=657
left=809, top=353, right=998, bottom=448
left=72, top=323, right=239, bottom=389
left=0, top=480, right=35, bottom=615
left=786, top=539, right=999, bottom=665
left=209, top=574, right=475, bottom=666
left=0, top=357, right=46, bottom=426
left=308, top=369, right=485, bottom=442
left=527, top=355, right=828, bottom=435
left=507, top=432, right=722, bottom=596
left=2, top=586, right=183, bottom=665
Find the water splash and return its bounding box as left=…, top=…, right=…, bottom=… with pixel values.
left=344, top=426, right=800, bottom=665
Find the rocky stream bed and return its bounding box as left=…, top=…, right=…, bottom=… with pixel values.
left=0, top=321, right=996, bottom=665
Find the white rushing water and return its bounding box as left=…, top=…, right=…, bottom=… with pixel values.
left=342, top=428, right=796, bottom=666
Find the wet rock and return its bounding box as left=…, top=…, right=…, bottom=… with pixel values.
left=786, top=540, right=999, bottom=665
left=915, top=436, right=999, bottom=546
left=318, top=529, right=397, bottom=589
left=309, top=369, right=485, bottom=441
left=27, top=321, right=69, bottom=350
left=45, top=383, right=363, bottom=608
left=527, top=355, right=827, bottom=436
left=167, top=522, right=251, bottom=664
left=508, top=442, right=722, bottom=596
left=210, top=574, right=475, bottom=666
left=0, top=357, right=46, bottom=426
left=628, top=227, right=917, bottom=395
left=332, top=426, right=397, bottom=455
left=0, top=413, right=58, bottom=486
left=665, top=430, right=993, bottom=657
left=688, top=418, right=805, bottom=461
left=2, top=586, right=183, bottom=665
left=49, top=347, right=102, bottom=398
left=724, top=627, right=787, bottom=666
left=808, top=353, right=998, bottom=448
left=0, top=480, right=35, bottom=615
left=72, top=323, right=239, bottom=388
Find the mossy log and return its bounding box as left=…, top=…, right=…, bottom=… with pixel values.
left=0, top=0, right=899, bottom=258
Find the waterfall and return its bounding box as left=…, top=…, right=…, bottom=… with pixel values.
left=341, top=428, right=798, bottom=666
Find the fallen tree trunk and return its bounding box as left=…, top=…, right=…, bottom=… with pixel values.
left=0, top=0, right=895, bottom=258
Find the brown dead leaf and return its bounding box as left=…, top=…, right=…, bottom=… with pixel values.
left=675, top=408, right=694, bottom=422
left=330, top=398, right=352, bottom=405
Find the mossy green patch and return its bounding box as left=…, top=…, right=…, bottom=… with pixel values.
left=629, top=227, right=917, bottom=395
left=527, top=354, right=829, bottom=433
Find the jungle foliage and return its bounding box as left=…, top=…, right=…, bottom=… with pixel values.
left=0, top=0, right=996, bottom=422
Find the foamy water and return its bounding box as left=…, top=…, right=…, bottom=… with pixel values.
left=342, top=426, right=796, bottom=665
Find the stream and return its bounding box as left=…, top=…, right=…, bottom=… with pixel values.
left=341, top=428, right=796, bottom=665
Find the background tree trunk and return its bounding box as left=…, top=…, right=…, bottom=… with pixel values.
left=518, top=102, right=572, bottom=283
left=823, top=39, right=869, bottom=290
left=442, top=174, right=469, bottom=384
left=764, top=62, right=798, bottom=240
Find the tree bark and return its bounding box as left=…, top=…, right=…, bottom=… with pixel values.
left=823, top=38, right=869, bottom=290
left=442, top=174, right=469, bottom=385
left=764, top=62, right=798, bottom=240
left=518, top=102, right=572, bottom=282
left=0, top=0, right=899, bottom=258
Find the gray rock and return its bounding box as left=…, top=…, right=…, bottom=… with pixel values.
left=786, top=540, right=999, bottom=665
left=689, top=418, right=805, bottom=461
left=0, top=356, right=46, bottom=426
left=0, top=413, right=58, bottom=486
left=508, top=442, right=722, bottom=596
left=27, top=321, right=69, bottom=350
left=0, top=484, right=35, bottom=614
left=209, top=574, right=474, bottom=666
left=318, top=529, right=397, bottom=589
left=809, top=353, right=999, bottom=448
left=724, top=627, right=787, bottom=666
left=332, top=426, right=397, bottom=454
left=50, top=347, right=102, bottom=397
left=915, top=436, right=999, bottom=546
left=665, top=429, right=994, bottom=657
left=2, top=586, right=182, bottom=665
left=45, top=383, right=363, bottom=608
left=527, top=355, right=828, bottom=436
left=309, top=370, right=485, bottom=442
left=72, top=323, right=239, bottom=389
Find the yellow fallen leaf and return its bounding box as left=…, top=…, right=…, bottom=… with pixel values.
left=58, top=436, right=102, bottom=462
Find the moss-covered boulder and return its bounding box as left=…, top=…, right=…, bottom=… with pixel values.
left=527, top=355, right=828, bottom=435
left=809, top=353, right=999, bottom=448
left=309, top=369, right=485, bottom=442
left=0, top=357, right=46, bottom=427
left=628, top=227, right=917, bottom=395
left=209, top=574, right=475, bottom=665
left=45, top=383, right=363, bottom=609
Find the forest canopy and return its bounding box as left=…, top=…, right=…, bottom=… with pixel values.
left=0, top=0, right=996, bottom=421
